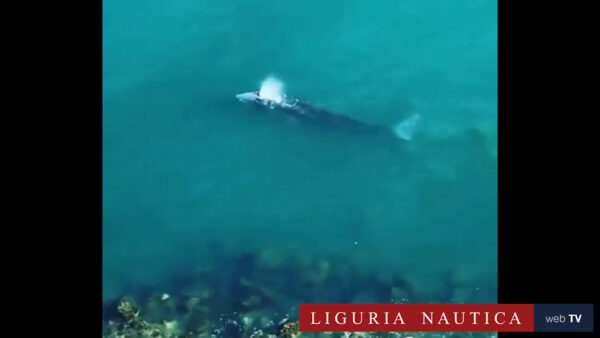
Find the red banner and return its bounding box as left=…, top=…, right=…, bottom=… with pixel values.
left=299, top=304, right=534, bottom=332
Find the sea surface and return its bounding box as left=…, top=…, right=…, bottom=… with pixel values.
left=103, top=0, right=497, bottom=334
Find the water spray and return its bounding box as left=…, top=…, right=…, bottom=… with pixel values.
left=259, top=76, right=284, bottom=104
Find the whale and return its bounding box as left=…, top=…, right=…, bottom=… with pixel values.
left=235, top=78, right=419, bottom=141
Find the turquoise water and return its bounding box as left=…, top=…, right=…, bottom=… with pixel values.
left=103, top=0, right=497, bottom=311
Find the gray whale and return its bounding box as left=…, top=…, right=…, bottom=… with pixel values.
left=236, top=90, right=419, bottom=141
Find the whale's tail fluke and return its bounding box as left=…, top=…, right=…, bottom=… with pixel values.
left=392, top=114, right=420, bottom=141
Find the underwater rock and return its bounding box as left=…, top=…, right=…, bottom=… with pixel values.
left=144, top=292, right=179, bottom=323
left=104, top=299, right=183, bottom=338
left=300, top=259, right=331, bottom=288
left=182, top=307, right=210, bottom=335
left=447, top=334, right=469, bottom=338
left=117, top=299, right=145, bottom=328
left=257, top=249, right=286, bottom=270
left=181, top=281, right=212, bottom=304
left=178, top=283, right=212, bottom=333
left=241, top=310, right=277, bottom=332
left=277, top=319, right=300, bottom=338
left=344, top=333, right=369, bottom=338
left=183, top=291, right=210, bottom=313
left=249, top=330, right=278, bottom=338
left=242, top=294, right=264, bottom=309
left=391, top=286, right=411, bottom=303
left=179, top=292, right=211, bottom=334
left=235, top=277, right=278, bottom=312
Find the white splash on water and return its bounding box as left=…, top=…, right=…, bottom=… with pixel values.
left=259, top=76, right=284, bottom=104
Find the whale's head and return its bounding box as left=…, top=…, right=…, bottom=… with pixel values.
left=237, top=77, right=286, bottom=108
left=236, top=91, right=260, bottom=103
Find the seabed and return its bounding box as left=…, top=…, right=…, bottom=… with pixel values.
left=103, top=250, right=497, bottom=338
